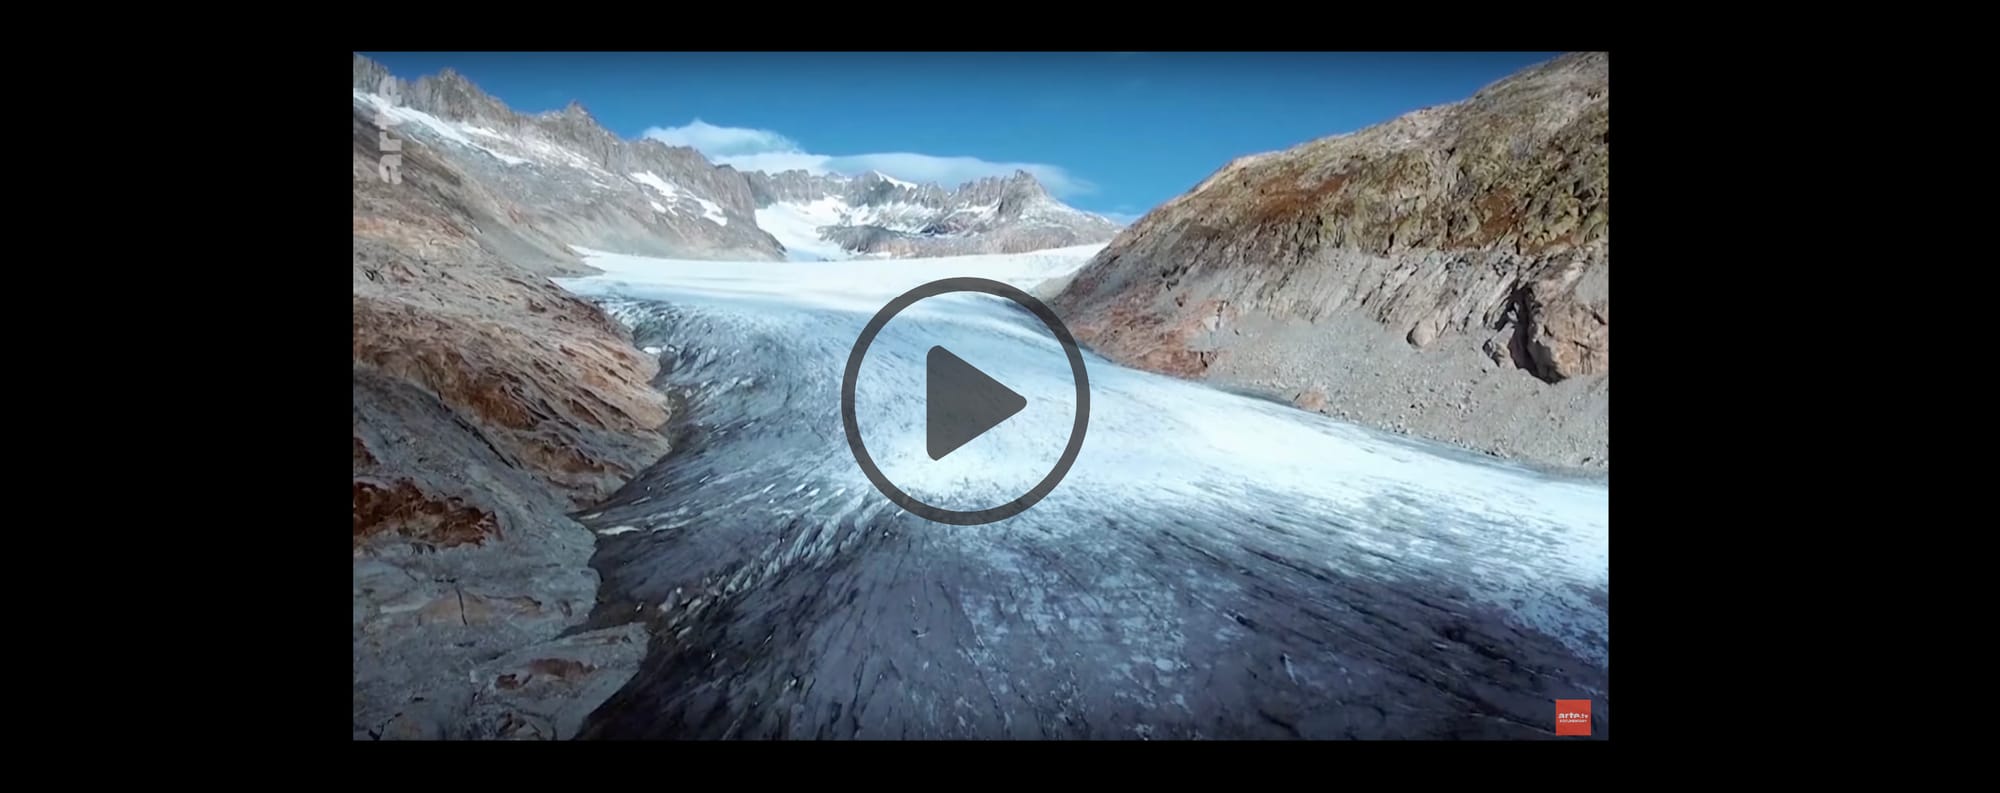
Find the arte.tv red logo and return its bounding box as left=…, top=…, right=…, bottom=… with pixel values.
left=1555, top=699, right=1591, bottom=736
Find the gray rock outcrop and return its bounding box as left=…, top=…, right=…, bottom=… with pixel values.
left=1053, top=52, right=1609, bottom=471
left=353, top=69, right=669, bottom=739
left=353, top=55, right=785, bottom=261
left=356, top=53, right=1118, bottom=263
left=743, top=168, right=1123, bottom=257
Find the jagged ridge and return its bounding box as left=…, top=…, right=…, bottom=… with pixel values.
left=744, top=168, right=1122, bottom=258
left=1051, top=52, right=1609, bottom=470
left=353, top=54, right=785, bottom=262
left=355, top=54, right=1120, bottom=262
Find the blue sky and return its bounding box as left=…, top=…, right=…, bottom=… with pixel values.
left=361, top=52, right=1561, bottom=223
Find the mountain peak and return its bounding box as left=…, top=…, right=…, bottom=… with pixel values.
left=856, top=170, right=922, bottom=190
left=1006, top=170, right=1049, bottom=197
left=535, top=100, right=596, bottom=122
left=353, top=53, right=396, bottom=94
left=400, top=67, right=515, bottom=128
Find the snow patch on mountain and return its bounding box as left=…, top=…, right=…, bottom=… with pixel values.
left=871, top=170, right=917, bottom=189
left=356, top=91, right=531, bottom=166
left=753, top=197, right=856, bottom=261
left=739, top=169, right=1121, bottom=259
left=630, top=171, right=730, bottom=226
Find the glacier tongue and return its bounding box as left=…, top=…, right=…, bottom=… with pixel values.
left=551, top=245, right=1610, bottom=739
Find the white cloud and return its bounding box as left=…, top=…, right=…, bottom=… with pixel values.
left=1103, top=211, right=1142, bottom=226
left=643, top=119, right=800, bottom=158
left=642, top=120, right=1095, bottom=197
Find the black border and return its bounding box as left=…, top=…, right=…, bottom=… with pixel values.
left=328, top=46, right=1684, bottom=751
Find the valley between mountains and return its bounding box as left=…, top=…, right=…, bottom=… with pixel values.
left=351, top=52, right=1609, bottom=740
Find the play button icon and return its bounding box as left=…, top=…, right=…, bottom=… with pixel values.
left=841, top=277, right=1091, bottom=525
left=926, top=346, right=1028, bottom=460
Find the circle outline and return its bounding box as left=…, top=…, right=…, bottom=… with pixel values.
left=840, top=277, right=1090, bottom=525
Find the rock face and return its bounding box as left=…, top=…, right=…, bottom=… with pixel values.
left=743, top=168, right=1122, bottom=259
left=353, top=79, right=669, bottom=738
left=353, top=55, right=785, bottom=262
left=1053, top=52, right=1609, bottom=471
left=355, top=54, right=1119, bottom=264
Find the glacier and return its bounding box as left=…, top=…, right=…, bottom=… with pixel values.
left=552, top=244, right=1610, bottom=739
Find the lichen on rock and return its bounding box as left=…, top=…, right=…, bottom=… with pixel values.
left=1053, top=52, right=1609, bottom=471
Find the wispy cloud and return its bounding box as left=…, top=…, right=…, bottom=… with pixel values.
left=643, top=119, right=801, bottom=158
left=643, top=119, right=1096, bottom=197
left=1103, top=205, right=1145, bottom=225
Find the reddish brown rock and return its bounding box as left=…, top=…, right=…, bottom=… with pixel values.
left=351, top=479, right=499, bottom=549
left=1294, top=387, right=1328, bottom=413
left=1520, top=261, right=1608, bottom=381
left=350, top=289, right=668, bottom=505
left=352, top=96, right=663, bottom=739
left=1051, top=53, right=1609, bottom=469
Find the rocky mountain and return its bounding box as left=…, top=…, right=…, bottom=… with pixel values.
left=350, top=53, right=1120, bottom=740
left=743, top=168, right=1123, bottom=260
left=353, top=55, right=785, bottom=262
left=353, top=63, right=675, bottom=739
left=354, top=54, right=1120, bottom=264
left=1052, top=52, right=1609, bottom=471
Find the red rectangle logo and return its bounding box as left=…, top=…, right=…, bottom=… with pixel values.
left=1555, top=699, right=1591, bottom=736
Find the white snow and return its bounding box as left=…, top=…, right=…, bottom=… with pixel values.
left=378, top=101, right=601, bottom=174
left=517, top=135, right=604, bottom=172
left=754, top=197, right=858, bottom=261
left=354, top=92, right=529, bottom=166
left=847, top=201, right=933, bottom=233
left=566, top=243, right=1103, bottom=308
left=629, top=171, right=678, bottom=199
left=630, top=171, right=729, bottom=226
left=356, top=91, right=472, bottom=146
left=873, top=170, right=918, bottom=189
left=1015, top=195, right=1090, bottom=225
left=650, top=201, right=668, bottom=214
left=751, top=195, right=947, bottom=259
left=696, top=196, right=729, bottom=226
left=554, top=245, right=1610, bottom=661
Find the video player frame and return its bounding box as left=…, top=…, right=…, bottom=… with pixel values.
left=351, top=50, right=1611, bottom=741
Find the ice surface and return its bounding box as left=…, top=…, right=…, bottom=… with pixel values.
left=559, top=246, right=1607, bottom=651
left=565, top=244, right=1104, bottom=310
left=555, top=240, right=1609, bottom=739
